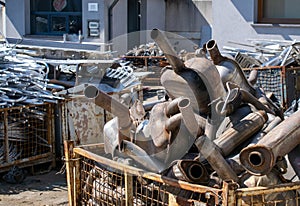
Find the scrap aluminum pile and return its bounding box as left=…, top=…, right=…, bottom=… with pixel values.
left=0, top=50, right=65, bottom=108
left=223, top=39, right=300, bottom=68
left=122, top=42, right=166, bottom=67
left=84, top=29, right=300, bottom=204
left=98, top=61, right=141, bottom=94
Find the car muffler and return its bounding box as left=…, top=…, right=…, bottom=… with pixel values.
left=84, top=84, right=132, bottom=153
left=206, top=39, right=256, bottom=96
left=151, top=29, right=226, bottom=117
left=195, top=134, right=239, bottom=182
left=240, top=110, right=300, bottom=175
left=167, top=160, right=209, bottom=184
left=215, top=110, right=268, bottom=156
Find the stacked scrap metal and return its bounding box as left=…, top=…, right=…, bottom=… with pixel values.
left=223, top=39, right=300, bottom=68
left=84, top=29, right=300, bottom=204
left=0, top=52, right=64, bottom=108
left=122, top=42, right=166, bottom=67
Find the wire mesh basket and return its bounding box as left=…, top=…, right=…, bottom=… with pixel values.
left=64, top=141, right=300, bottom=206
left=0, top=103, right=54, bottom=172
left=243, top=66, right=300, bottom=108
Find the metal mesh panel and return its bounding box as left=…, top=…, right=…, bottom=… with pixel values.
left=79, top=155, right=221, bottom=206
left=0, top=103, right=52, bottom=165
left=235, top=183, right=300, bottom=205
left=80, top=157, right=171, bottom=206
left=243, top=68, right=283, bottom=103
left=71, top=145, right=300, bottom=205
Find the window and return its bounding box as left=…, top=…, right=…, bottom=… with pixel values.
left=258, top=0, right=300, bottom=24
left=30, top=0, right=82, bottom=35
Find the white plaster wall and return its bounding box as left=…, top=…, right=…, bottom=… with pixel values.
left=212, top=0, right=300, bottom=51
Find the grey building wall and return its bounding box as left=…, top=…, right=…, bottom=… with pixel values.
left=110, top=0, right=127, bottom=40
left=5, top=0, right=27, bottom=38
left=0, top=6, right=4, bottom=36
left=146, top=0, right=165, bottom=31
left=165, top=0, right=212, bottom=48
left=109, top=0, right=128, bottom=56
left=82, top=0, right=106, bottom=42
left=212, top=0, right=300, bottom=51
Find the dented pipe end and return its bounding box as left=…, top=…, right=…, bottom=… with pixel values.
left=84, top=85, right=99, bottom=98
left=239, top=145, right=274, bottom=175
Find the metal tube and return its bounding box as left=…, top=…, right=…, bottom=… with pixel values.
left=240, top=109, right=300, bottom=175
left=84, top=85, right=132, bottom=147
left=171, top=160, right=209, bottom=184
left=165, top=113, right=181, bottom=133
left=247, top=69, right=258, bottom=85
left=206, top=39, right=226, bottom=65
left=214, top=110, right=268, bottom=156
left=166, top=97, right=184, bottom=117
left=84, top=84, right=131, bottom=132
left=206, top=39, right=256, bottom=95
left=165, top=113, right=206, bottom=134
left=195, top=135, right=239, bottom=182
left=240, top=89, right=275, bottom=115
left=178, top=98, right=203, bottom=138
left=120, top=140, right=165, bottom=173
left=151, top=29, right=185, bottom=74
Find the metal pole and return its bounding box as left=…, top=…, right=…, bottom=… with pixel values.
left=64, top=140, right=75, bottom=206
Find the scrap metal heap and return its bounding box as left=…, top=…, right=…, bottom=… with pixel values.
left=85, top=29, right=300, bottom=203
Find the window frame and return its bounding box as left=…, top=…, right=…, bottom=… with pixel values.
left=30, top=0, right=82, bottom=35
left=257, top=0, right=300, bottom=24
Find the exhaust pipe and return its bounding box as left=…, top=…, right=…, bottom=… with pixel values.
left=195, top=134, right=239, bottom=182
left=240, top=110, right=300, bottom=175
left=169, top=160, right=209, bottom=184
left=165, top=98, right=204, bottom=141
left=151, top=29, right=185, bottom=74
left=178, top=98, right=203, bottom=138
left=206, top=39, right=256, bottom=95
left=216, top=82, right=275, bottom=116
left=215, top=110, right=268, bottom=156
left=84, top=85, right=132, bottom=147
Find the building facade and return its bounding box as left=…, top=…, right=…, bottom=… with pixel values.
left=212, top=0, right=300, bottom=49
left=2, top=0, right=300, bottom=52
left=1, top=0, right=212, bottom=52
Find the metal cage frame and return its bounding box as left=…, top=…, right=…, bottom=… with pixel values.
left=64, top=141, right=300, bottom=206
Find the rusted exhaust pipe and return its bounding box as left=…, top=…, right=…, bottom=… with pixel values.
left=240, top=110, right=300, bottom=175
left=166, top=97, right=184, bottom=117
left=206, top=39, right=225, bottom=65
left=216, top=82, right=275, bottom=116
left=195, top=135, right=239, bottom=182
left=165, top=113, right=206, bottom=136
left=165, top=97, right=205, bottom=137
left=84, top=85, right=132, bottom=144
left=178, top=98, right=203, bottom=138
left=206, top=39, right=256, bottom=95
left=170, top=160, right=209, bottom=184
left=215, top=110, right=268, bottom=156
left=151, top=29, right=185, bottom=74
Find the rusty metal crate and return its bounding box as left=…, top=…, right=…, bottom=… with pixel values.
left=64, top=141, right=300, bottom=206
left=243, top=66, right=300, bottom=109
left=0, top=103, right=55, bottom=172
